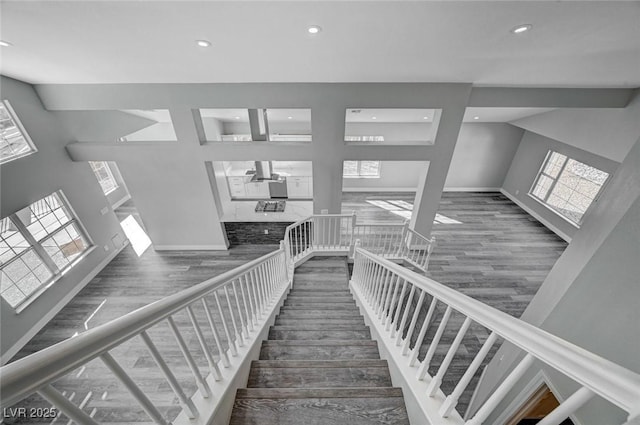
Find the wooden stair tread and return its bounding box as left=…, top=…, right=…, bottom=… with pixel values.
left=230, top=257, right=408, bottom=425
left=236, top=387, right=404, bottom=399
left=230, top=397, right=410, bottom=425
left=251, top=359, right=387, bottom=368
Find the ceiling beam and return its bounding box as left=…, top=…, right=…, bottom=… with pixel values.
left=468, top=87, right=635, bottom=108
left=36, top=83, right=471, bottom=111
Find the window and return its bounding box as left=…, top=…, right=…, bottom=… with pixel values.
left=0, top=192, right=91, bottom=309
left=345, top=136, right=385, bottom=142
left=90, top=161, right=119, bottom=195
left=1, top=100, right=37, bottom=164
left=530, top=151, right=609, bottom=225
left=343, top=161, right=381, bottom=178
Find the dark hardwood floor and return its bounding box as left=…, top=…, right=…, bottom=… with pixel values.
left=7, top=191, right=567, bottom=422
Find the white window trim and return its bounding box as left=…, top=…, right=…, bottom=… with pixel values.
left=528, top=150, right=609, bottom=227
left=1, top=191, right=93, bottom=312
left=90, top=161, right=119, bottom=196
left=343, top=160, right=382, bottom=179
left=0, top=100, right=38, bottom=165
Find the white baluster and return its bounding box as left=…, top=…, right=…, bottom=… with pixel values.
left=214, top=290, right=237, bottom=356
left=186, top=305, right=222, bottom=380
left=201, top=298, right=230, bottom=367
left=140, top=331, right=199, bottom=419
left=238, top=275, right=255, bottom=331
left=418, top=305, right=452, bottom=380
left=223, top=286, right=243, bottom=347
left=231, top=280, right=249, bottom=338
left=167, top=316, right=211, bottom=398
left=390, top=280, right=408, bottom=337
left=426, top=317, right=472, bottom=396
left=439, top=331, right=498, bottom=417
left=395, top=285, right=416, bottom=346
left=384, top=276, right=402, bottom=329
left=100, top=352, right=170, bottom=425
left=465, top=353, right=536, bottom=425
left=378, top=271, right=394, bottom=319
left=38, top=385, right=102, bottom=425
left=381, top=274, right=399, bottom=323
left=402, top=289, right=426, bottom=355
left=409, top=297, right=438, bottom=367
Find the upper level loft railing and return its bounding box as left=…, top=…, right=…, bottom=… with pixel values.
left=0, top=246, right=290, bottom=425
left=283, top=212, right=435, bottom=271
left=350, top=247, right=640, bottom=425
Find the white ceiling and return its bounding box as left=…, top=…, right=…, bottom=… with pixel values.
left=1, top=1, right=639, bottom=86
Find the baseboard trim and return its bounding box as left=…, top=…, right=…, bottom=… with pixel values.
left=500, top=189, right=572, bottom=243
left=153, top=244, right=229, bottom=251
left=342, top=187, right=417, bottom=192
left=1, top=241, right=128, bottom=365
left=444, top=187, right=501, bottom=192
left=342, top=187, right=501, bottom=193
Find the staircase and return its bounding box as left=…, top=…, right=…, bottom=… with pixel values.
left=229, top=256, right=410, bottom=425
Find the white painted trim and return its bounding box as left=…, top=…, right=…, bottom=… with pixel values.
left=173, top=283, right=290, bottom=425
left=111, top=193, right=131, bottom=210
left=350, top=279, right=465, bottom=425
left=341, top=187, right=501, bottom=193
left=153, top=244, right=229, bottom=251
left=500, top=188, right=572, bottom=243
left=494, top=370, right=585, bottom=425
left=0, top=241, right=128, bottom=365
left=444, top=187, right=501, bottom=192
left=342, top=187, right=417, bottom=192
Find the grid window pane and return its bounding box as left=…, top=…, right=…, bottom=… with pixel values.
left=1, top=191, right=90, bottom=309
left=360, top=161, right=380, bottom=176
left=343, top=161, right=358, bottom=176
left=1, top=284, right=26, bottom=308
left=1, top=100, right=36, bottom=164
left=530, top=150, right=608, bottom=225
left=90, top=161, right=119, bottom=195
left=344, top=160, right=380, bottom=178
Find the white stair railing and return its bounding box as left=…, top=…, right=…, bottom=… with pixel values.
left=350, top=246, right=640, bottom=425
left=0, top=247, right=290, bottom=425
left=283, top=212, right=435, bottom=272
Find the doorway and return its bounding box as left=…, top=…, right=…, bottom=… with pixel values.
left=506, top=383, right=574, bottom=425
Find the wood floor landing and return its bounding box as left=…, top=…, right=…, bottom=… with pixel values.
left=229, top=257, right=410, bottom=425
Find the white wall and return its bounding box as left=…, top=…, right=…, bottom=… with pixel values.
left=511, top=91, right=640, bottom=163
left=470, top=136, right=640, bottom=424
left=53, top=110, right=156, bottom=143
left=342, top=161, right=428, bottom=191
left=444, top=123, right=523, bottom=190
left=502, top=131, right=619, bottom=240
left=341, top=123, right=523, bottom=192
left=0, top=77, right=127, bottom=363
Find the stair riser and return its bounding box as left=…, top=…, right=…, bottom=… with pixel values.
left=269, top=329, right=371, bottom=340
left=260, top=346, right=380, bottom=360
left=248, top=367, right=392, bottom=388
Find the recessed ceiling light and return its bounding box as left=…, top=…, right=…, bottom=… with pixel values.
left=234, top=116, right=240, bottom=120
left=473, top=116, right=480, bottom=120
left=308, top=25, right=322, bottom=35
left=196, top=40, right=211, bottom=47
left=511, top=24, right=532, bottom=34
left=423, top=116, right=429, bottom=120
left=371, top=116, right=377, bottom=120
left=0, top=40, right=12, bottom=47
left=287, top=116, right=293, bottom=120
